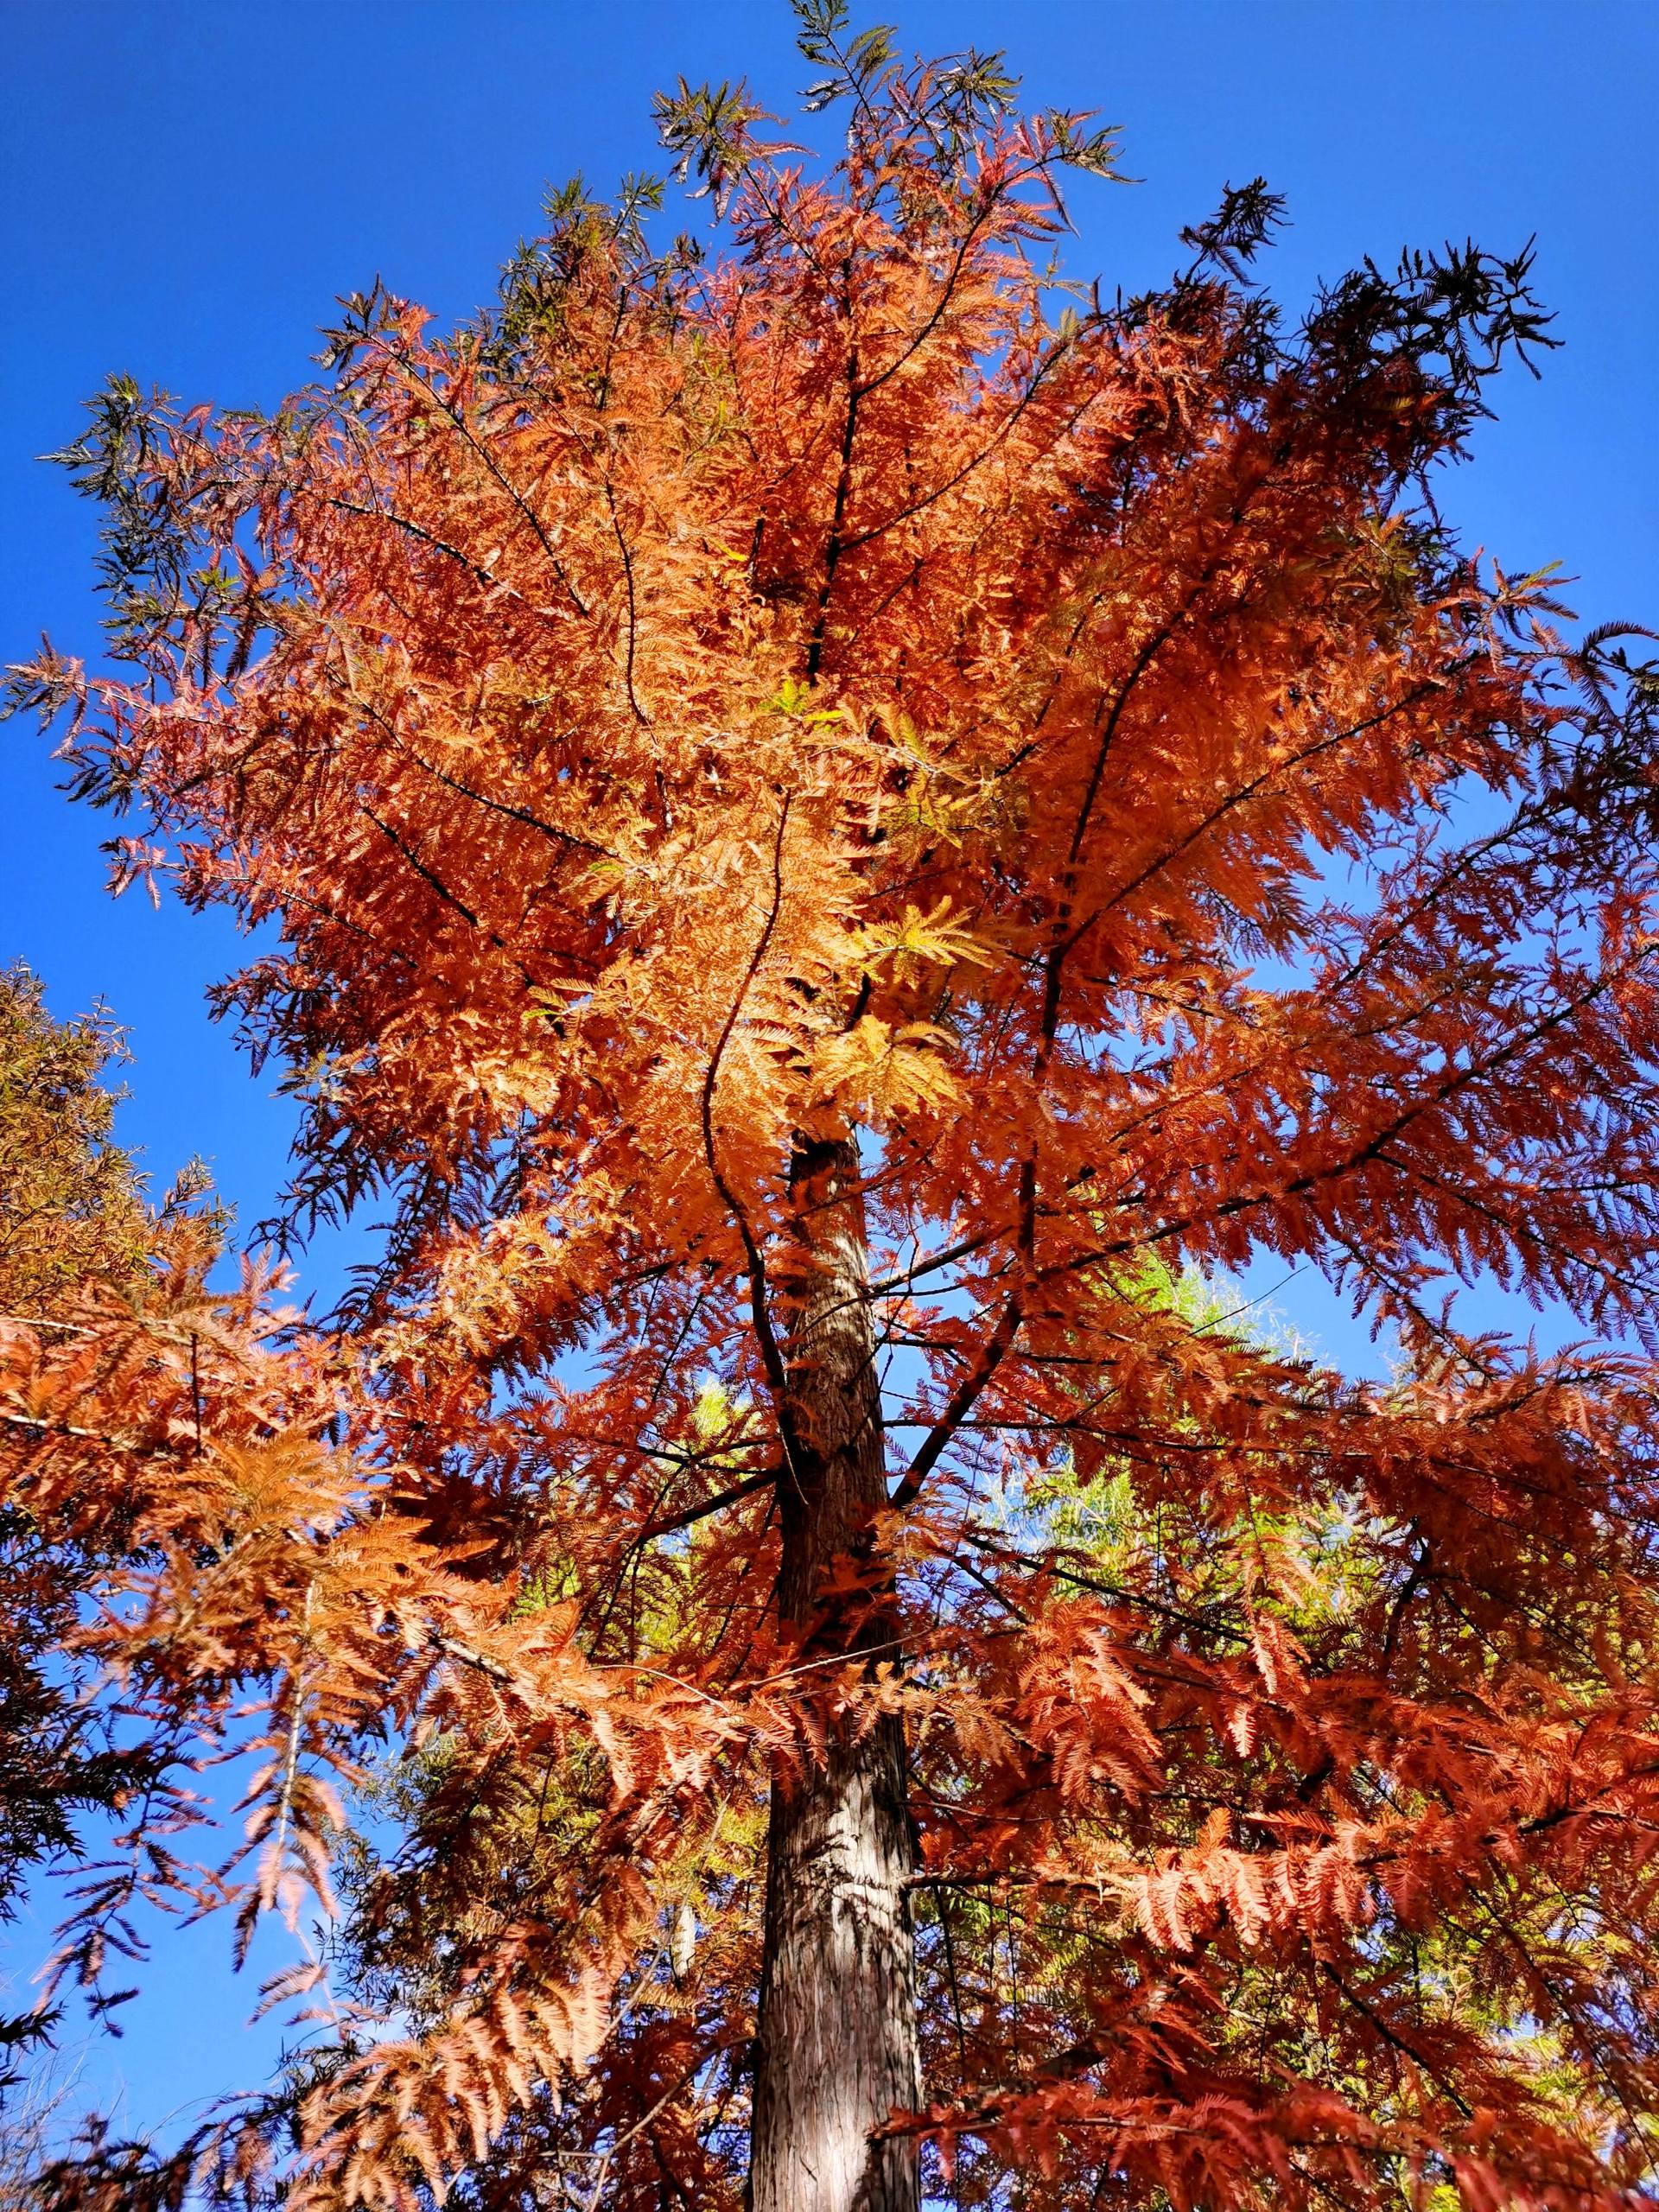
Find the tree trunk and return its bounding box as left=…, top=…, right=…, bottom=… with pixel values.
left=749, top=1136, right=920, bottom=2212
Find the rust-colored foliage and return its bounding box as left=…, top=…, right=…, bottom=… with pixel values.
left=10, top=10, right=1659, bottom=2209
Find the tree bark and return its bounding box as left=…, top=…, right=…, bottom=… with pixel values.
left=749, top=1135, right=920, bottom=2212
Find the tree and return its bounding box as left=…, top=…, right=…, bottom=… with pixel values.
left=0, top=967, right=149, bottom=1321
left=10, top=6, right=1659, bottom=2208
left=0, top=967, right=158, bottom=2076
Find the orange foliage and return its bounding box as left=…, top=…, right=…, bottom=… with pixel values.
left=10, top=13, right=1659, bottom=2209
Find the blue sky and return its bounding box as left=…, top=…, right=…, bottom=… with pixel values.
left=3, top=0, right=1656, bottom=2150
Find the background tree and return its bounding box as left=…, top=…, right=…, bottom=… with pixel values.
left=10, top=6, right=1659, bottom=2209
left=0, top=967, right=158, bottom=2080
left=0, top=966, right=149, bottom=1317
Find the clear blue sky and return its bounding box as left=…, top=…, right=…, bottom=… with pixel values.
left=3, top=0, right=1656, bottom=2150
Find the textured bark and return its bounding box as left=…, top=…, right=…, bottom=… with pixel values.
left=750, top=1136, right=921, bottom=2212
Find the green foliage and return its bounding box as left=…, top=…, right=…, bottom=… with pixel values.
left=0, top=965, right=149, bottom=1316
left=35, top=376, right=193, bottom=663
left=652, top=76, right=773, bottom=216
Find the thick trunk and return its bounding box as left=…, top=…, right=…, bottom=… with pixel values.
left=749, top=1137, right=920, bottom=2212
